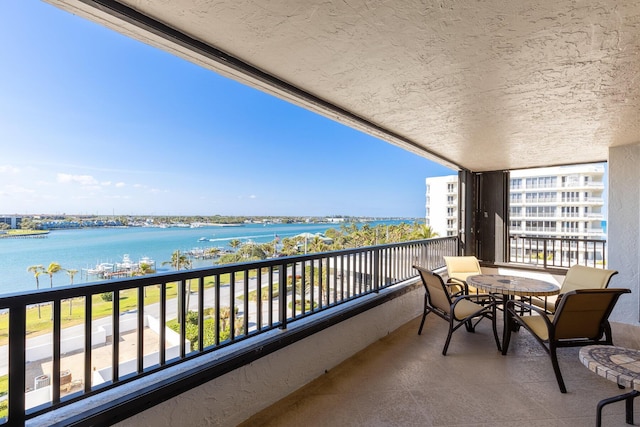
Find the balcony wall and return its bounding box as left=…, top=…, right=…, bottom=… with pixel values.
left=106, top=280, right=423, bottom=426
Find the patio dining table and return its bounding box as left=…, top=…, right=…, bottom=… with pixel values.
left=466, top=274, right=560, bottom=345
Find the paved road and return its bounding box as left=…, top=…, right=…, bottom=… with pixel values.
left=0, top=269, right=287, bottom=376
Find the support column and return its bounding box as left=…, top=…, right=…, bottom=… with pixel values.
left=609, top=144, right=640, bottom=325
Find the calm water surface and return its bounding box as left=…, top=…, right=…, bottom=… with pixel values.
left=0, top=221, right=405, bottom=295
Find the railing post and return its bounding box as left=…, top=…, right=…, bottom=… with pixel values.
left=543, top=239, right=548, bottom=269
left=373, top=248, right=380, bottom=293
left=279, top=263, right=287, bottom=329
left=8, top=305, right=26, bottom=426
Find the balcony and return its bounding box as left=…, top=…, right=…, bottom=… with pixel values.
left=8, top=0, right=640, bottom=425
left=241, top=311, right=637, bottom=426
left=2, top=235, right=622, bottom=426
left=1, top=238, right=457, bottom=426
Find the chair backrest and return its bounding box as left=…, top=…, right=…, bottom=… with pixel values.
left=414, top=265, right=452, bottom=314
left=560, top=265, right=618, bottom=294
left=553, top=288, right=630, bottom=340
left=443, top=256, right=482, bottom=282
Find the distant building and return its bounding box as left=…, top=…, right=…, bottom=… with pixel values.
left=426, top=164, right=606, bottom=240
left=0, top=216, right=21, bottom=229
left=509, top=164, right=605, bottom=240
left=424, top=175, right=459, bottom=237
left=325, top=217, right=345, bottom=223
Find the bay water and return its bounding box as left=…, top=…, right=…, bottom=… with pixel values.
left=0, top=220, right=406, bottom=295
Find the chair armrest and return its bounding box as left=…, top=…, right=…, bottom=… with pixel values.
left=505, top=299, right=554, bottom=328
left=554, top=294, right=564, bottom=310
left=446, top=278, right=469, bottom=295
left=453, top=293, right=497, bottom=307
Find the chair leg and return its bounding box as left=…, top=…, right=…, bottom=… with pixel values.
left=464, top=319, right=475, bottom=333
left=604, top=321, right=614, bottom=345
left=596, top=390, right=640, bottom=427
left=442, top=321, right=454, bottom=355
left=418, top=295, right=428, bottom=335
left=490, top=305, right=502, bottom=353
left=549, top=345, right=567, bottom=393
left=501, top=309, right=513, bottom=355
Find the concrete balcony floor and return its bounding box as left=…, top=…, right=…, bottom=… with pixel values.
left=241, top=313, right=637, bottom=427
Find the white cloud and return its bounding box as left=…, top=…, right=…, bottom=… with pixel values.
left=101, top=181, right=112, bottom=186
left=0, top=165, right=20, bottom=174
left=249, top=195, right=257, bottom=199
left=115, top=182, right=126, bottom=188
left=57, top=173, right=99, bottom=186
left=3, top=184, right=35, bottom=194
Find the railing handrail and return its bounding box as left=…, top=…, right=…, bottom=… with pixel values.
left=508, top=235, right=607, bottom=270
left=0, top=237, right=458, bottom=425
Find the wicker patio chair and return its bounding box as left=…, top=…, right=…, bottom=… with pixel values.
left=413, top=265, right=501, bottom=355
left=502, top=288, right=631, bottom=393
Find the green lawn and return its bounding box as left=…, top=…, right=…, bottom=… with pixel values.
left=0, top=229, right=49, bottom=237
left=0, top=271, right=257, bottom=346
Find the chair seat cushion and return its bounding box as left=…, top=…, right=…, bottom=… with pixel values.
left=522, top=314, right=555, bottom=341
left=453, top=298, right=484, bottom=319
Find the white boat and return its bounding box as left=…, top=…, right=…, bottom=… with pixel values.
left=85, top=262, right=114, bottom=275
left=116, top=254, right=136, bottom=270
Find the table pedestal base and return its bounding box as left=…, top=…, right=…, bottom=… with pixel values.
left=596, top=389, right=639, bottom=427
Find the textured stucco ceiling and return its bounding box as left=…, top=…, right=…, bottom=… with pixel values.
left=49, top=0, right=640, bottom=172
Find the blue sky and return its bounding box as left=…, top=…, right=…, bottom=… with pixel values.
left=0, top=1, right=454, bottom=218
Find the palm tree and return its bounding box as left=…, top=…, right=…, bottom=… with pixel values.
left=229, top=239, right=242, bottom=252
left=163, top=251, right=193, bottom=321
left=163, top=250, right=192, bottom=271
left=65, top=268, right=79, bottom=285
left=65, top=268, right=79, bottom=315
left=27, top=265, right=44, bottom=318
left=45, top=262, right=62, bottom=320
left=46, top=262, right=62, bottom=288
left=413, top=223, right=439, bottom=239
left=205, top=247, right=221, bottom=264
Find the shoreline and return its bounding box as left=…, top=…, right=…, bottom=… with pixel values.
left=0, top=230, right=50, bottom=239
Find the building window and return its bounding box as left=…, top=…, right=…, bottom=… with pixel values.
left=447, top=183, right=455, bottom=193
left=525, top=192, right=556, bottom=203
left=561, top=191, right=580, bottom=202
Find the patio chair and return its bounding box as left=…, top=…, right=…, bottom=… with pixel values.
left=529, top=265, right=618, bottom=313
left=443, top=255, right=483, bottom=295
left=502, top=288, right=631, bottom=393
left=413, top=265, right=501, bottom=355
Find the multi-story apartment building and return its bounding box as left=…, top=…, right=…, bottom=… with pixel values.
left=424, top=175, right=459, bottom=237
left=427, top=164, right=606, bottom=261
left=508, top=164, right=605, bottom=239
